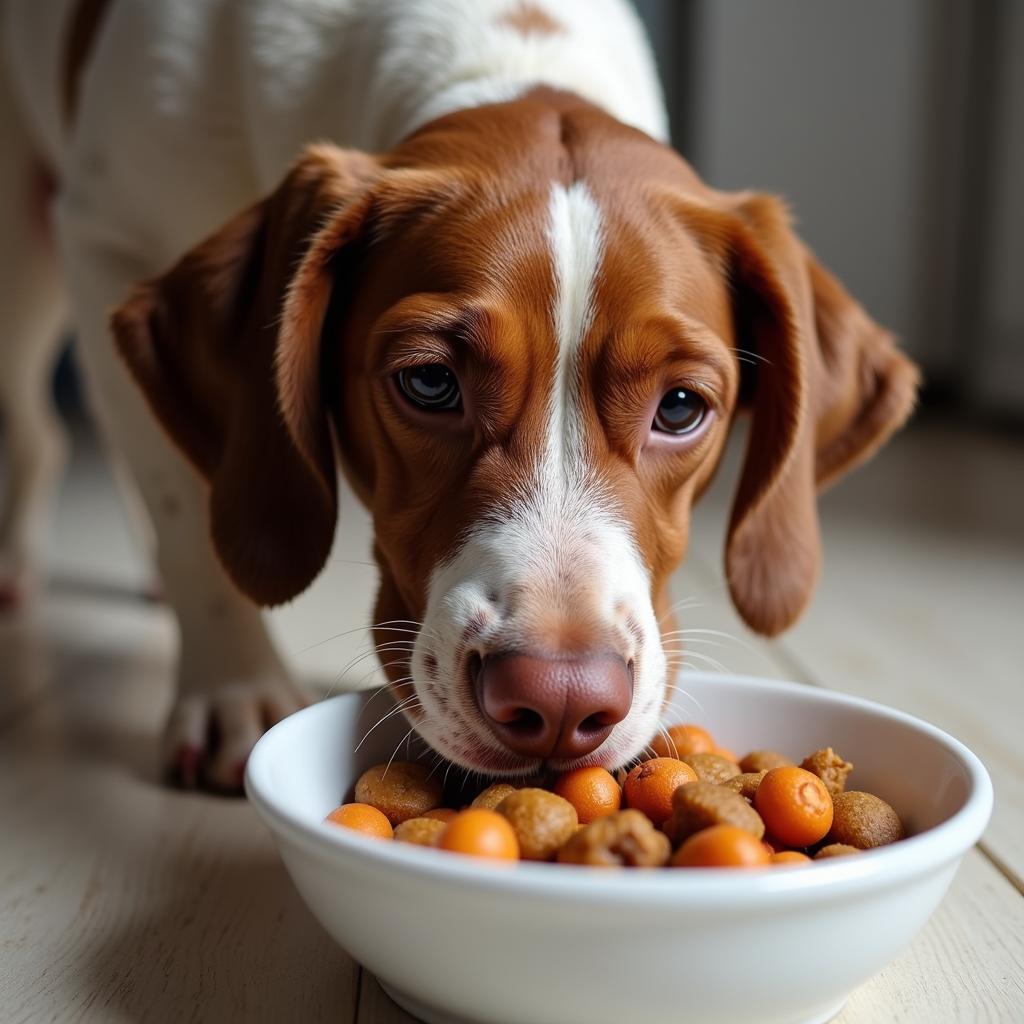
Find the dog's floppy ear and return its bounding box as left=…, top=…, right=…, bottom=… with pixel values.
left=720, top=194, right=919, bottom=636
left=111, top=144, right=381, bottom=605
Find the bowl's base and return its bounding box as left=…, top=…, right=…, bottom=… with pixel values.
left=378, top=981, right=848, bottom=1024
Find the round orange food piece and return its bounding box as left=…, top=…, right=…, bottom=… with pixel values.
left=438, top=809, right=520, bottom=861
left=623, top=757, right=698, bottom=825
left=671, top=824, right=771, bottom=868
left=771, top=850, right=812, bottom=866
left=324, top=803, right=394, bottom=839
left=755, top=766, right=834, bottom=847
left=649, top=723, right=714, bottom=759
left=553, top=767, right=622, bottom=824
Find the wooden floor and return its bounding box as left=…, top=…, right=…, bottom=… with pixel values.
left=2, top=416, right=1023, bottom=1023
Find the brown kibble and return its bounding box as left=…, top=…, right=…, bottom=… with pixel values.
left=800, top=747, right=854, bottom=797
left=828, top=791, right=905, bottom=849
left=663, top=781, right=765, bottom=845
left=497, top=788, right=578, bottom=861
left=721, top=771, right=768, bottom=802
left=471, top=784, right=519, bottom=811
left=815, top=843, right=862, bottom=859
left=683, top=752, right=742, bottom=785
left=557, top=809, right=671, bottom=867
left=421, top=807, right=457, bottom=823
left=739, top=750, right=794, bottom=773
left=393, top=817, right=447, bottom=846
left=354, top=761, right=444, bottom=825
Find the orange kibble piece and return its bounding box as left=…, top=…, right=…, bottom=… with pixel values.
left=324, top=803, right=394, bottom=839
left=672, top=824, right=771, bottom=868
left=623, top=757, right=698, bottom=825
left=755, top=766, right=834, bottom=847
left=438, top=809, right=520, bottom=861
left=422, top=807, right=457, bottom=823
left=553, top=767, right=622, bottom=824
left=771, top=850, right=812, bottom=866
left=649, top=723, right=714, bottom=759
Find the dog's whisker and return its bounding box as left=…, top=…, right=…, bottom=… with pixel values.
left=661, top=637, right=726, bottom=649
left=657, top=597, right=703, bottom=626
left=669, top=685, right=706, bottom=716
left=332, top=641, right=418, bottom=685
left=298, top=622, right=433, bottom=656
left=675, top=649, right=729, bottom=673
left=354, top=695, right=422, bottom=751
left=653, top=722, right=678, bottom=759
left=381, top=725, right=420, bottom=778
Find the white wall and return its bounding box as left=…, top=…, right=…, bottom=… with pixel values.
left=683, top=0, right=932, bottom=365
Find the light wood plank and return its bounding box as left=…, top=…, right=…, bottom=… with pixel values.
left=0, top=603, right=359, bottom=1024
left=835, top=849, right=1024, bottom=1023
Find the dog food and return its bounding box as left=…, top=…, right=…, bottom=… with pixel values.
left=664, top=781, right=765, bottom=845
left=324, top=725, right=908, bottom=870
left=496, top=788, right=578, bottom=861
left=325, top=802, right=394, bottom=839
left=552, top=766, right=622, bottom=824
left=827, top=791, right=905, bottom=849
left=622, top=757, right=699, bottom=825
left=721, top=770, right=767, bottom=801
left=754, top=766, right=834, bottom=847
left=800, top=747, right=854, bottom=797
left=394, top=817, right=448, bottom=846
left=739, top=750, right=794, bottom=773
left=682, top=752, right=742, bottom=785
left=558, top=809, right=671, bottom=867
left=815, top=843, right=861, bottom=859
left=438, top=808, right=520, bottom=860
left=772, top=850, right=812, bottom=865
left=671, top=824, right=771, bottom=868
left=354, top=761, right=443, bottom=825
left=470, top=783, right=520, bottom=811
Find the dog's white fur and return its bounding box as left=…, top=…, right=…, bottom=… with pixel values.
left=414, top=181, right=666, bottom=775
left=0, top=0, right=667, bottom=785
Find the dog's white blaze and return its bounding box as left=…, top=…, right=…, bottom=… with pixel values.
left=411, top=181, right=666, bottom=775
left=544, top=181, right=603, bottom=483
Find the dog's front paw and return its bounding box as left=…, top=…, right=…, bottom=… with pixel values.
left=0, top=551, right=35, bottom=613
left=162, top=676, right=308, bottom=793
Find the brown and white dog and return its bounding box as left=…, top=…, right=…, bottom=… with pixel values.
left=0, top=0, right=918, bottom=789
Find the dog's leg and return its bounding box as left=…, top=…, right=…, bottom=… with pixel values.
left=0, top=72, right=69, bottom=609
left=57, top=217, right=306, bottom=791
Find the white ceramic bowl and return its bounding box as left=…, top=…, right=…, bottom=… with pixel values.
left=246, top=673, right=992, bottom=1024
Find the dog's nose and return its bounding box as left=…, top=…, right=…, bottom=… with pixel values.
left=475, top=653, right=633, bottom=760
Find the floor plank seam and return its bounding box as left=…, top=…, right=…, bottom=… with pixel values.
left=977, top=840, right=1024, bottom=898
left=353, top=963, right=365, bottom=1022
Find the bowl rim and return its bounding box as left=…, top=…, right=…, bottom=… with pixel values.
left=245, top=672, right=993, bottom=907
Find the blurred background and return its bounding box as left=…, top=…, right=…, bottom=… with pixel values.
left=635, top=0, right=1024, bottom=423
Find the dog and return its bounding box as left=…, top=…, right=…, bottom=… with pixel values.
left=0, top=0, right=919, bottom=790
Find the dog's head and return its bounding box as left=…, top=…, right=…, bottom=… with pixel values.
left=112, top=93, right=918, bottom=775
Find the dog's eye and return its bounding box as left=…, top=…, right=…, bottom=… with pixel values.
left=653, top=388, right=707, bottom=435
left=396, top=364, right=461, bottom=411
